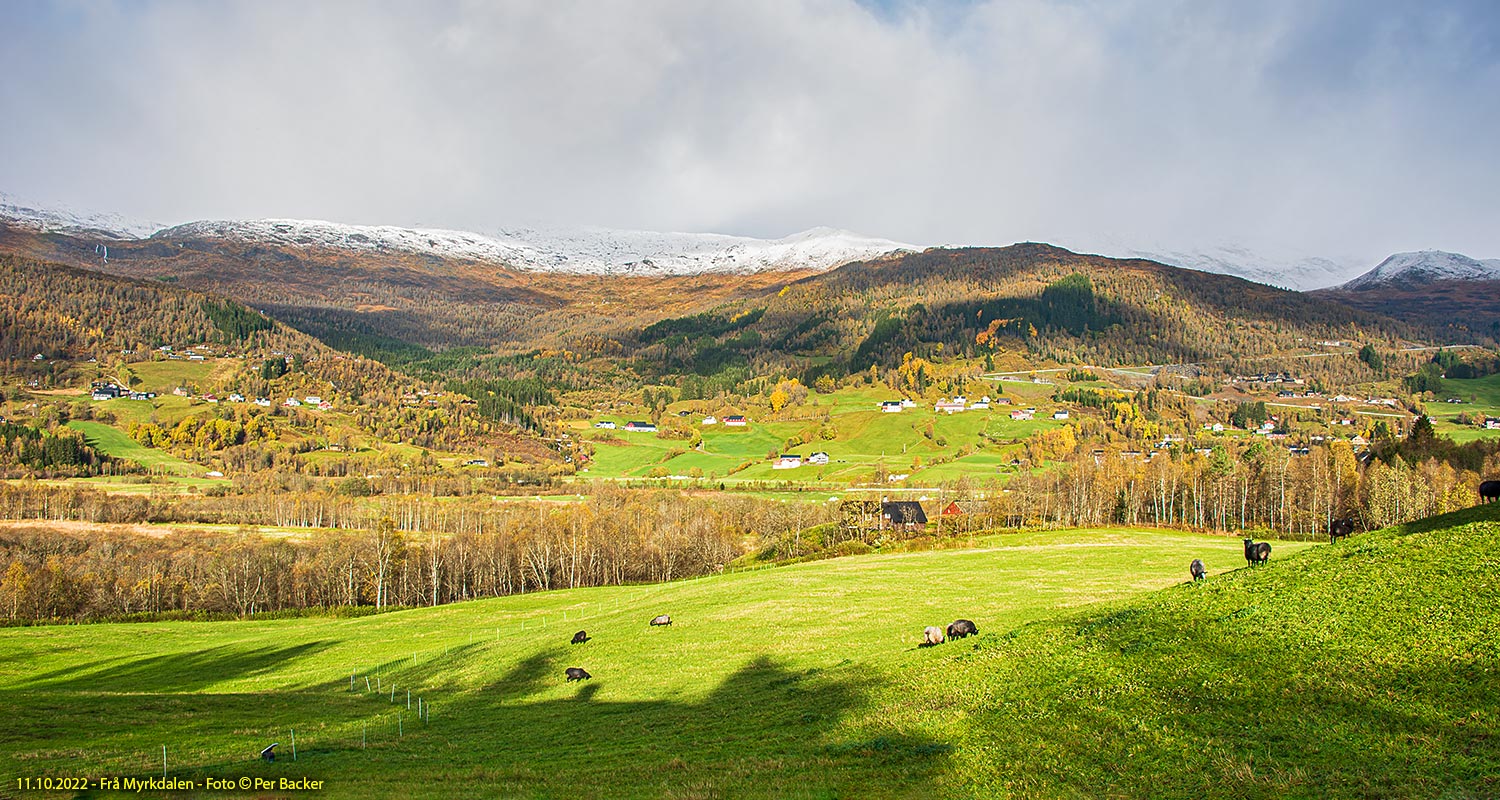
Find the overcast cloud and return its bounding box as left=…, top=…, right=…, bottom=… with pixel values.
left=2, top=0, right=1498, bottom=269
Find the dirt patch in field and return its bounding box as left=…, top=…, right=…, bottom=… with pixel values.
left=0, top=519, right=176, bottom=538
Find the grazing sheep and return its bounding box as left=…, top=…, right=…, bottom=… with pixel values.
left=1243, top=538, right=1271, bottom=566
left=922, top=626, right=946, bottom=647
left=1190, top=559, right=1206, bottom=581
left=565, top=667, right=592, bottom=682
left=1329, top=518, right=1356, bottom=544
left=649, top=614, right=672, bottom=626
left=570, top=630, right=588, bottom=645
left=1481, top=480, right=1500, bottom=503
left=947, top=619, right=978, bottom=639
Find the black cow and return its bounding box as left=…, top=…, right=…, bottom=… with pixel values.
left=1190, top=558, right=1206, bottom=581
left=565, top=667, right=592, bottom=682
left=1329, top=517, right=1356, bottom=544
left=1481, top=480, right=1500, bottom=503
left=650, top=614, right=672, bottom=626
left=571, top=630, right=588, bottom=645
left=1243, top=538, right=1271, bottom=566
left=947, top=619, right=978, bottom=639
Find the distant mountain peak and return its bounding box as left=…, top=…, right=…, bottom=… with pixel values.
left=1339, top=250, right=1500, bottom=290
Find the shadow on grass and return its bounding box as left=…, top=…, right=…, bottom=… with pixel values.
left=16, top=641, right=336, bottom=693
left=393, top=652, right=945, bottom=797
left=6, top=637, right=947, bottom=799
left=952, top=533, right=1500, bottom=799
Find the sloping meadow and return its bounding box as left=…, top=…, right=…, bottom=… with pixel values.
left=2, top=512, right=1494, bottom=798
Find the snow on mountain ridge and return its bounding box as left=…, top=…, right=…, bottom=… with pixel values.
left=1339, top=250, right=1500, bottom=289
left=151, top=218, right=918, bottom=276
left=1059, top=235, right=1365, bottom=290
left=0, top=191, right=162, bottom=240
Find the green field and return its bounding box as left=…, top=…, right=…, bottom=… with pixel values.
left=1432, top=373, right=1500, bottom=443
left=121, top=358, right=227, bottom=394
left=576, top=387, right=1063, bottom=484
left=66, top=420, right=207, bottom=477
left=0, top=528, right=1321, bottom=799
left=4, top=508, right=1498, bottom=798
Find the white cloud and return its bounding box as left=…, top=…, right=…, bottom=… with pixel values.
left=1, top=0, right=1496, bottom=269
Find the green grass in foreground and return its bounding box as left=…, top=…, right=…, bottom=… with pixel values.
left=1, top=512, right=1496, bottom=798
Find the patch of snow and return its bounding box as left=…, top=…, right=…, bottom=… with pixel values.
left=0, top=190, right=163, bottom=240
left=1339, top=250, right=1500, bottom=290
left=1059, top=234, right=1365, bottom=290
left=151, top=218, right=919, bottom=276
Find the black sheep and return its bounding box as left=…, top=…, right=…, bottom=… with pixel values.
left=571, top=630, right=588, bottom=645
left=1243, top=538, right=1271, bottom=566
left=1329, top=518, right=1355, bottom=544
left=565, top=667, right=592, bottom=682
left=947, top=619, right=979, bottom=639
left=1481, top=480, right=1500, bottom=503
left=1190, top=558, right=1206, bottom=581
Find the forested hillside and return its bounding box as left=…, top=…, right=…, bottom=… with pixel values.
left=0, top=253, right=563, bottom=482
left=630, top=244, right=1424, bottom=388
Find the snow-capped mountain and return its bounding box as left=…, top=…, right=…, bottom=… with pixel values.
left=0, top=191, right=162, bottom=240
left=151, top=219, right=919, bottom=276
left=1122, top=246, right=1363, bottom=291
left=1059, top=235, right=1365, bottom=290
left=1339, top=250, right=1500, bottom=290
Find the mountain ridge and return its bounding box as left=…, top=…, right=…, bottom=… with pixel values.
left=151, top=218, right=921, bottom=277
left=1338, top=249, right=1500, bottom=290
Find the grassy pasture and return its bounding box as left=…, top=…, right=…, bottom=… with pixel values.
left=576, top=387, right=1063, bottom=484
left=0, top=528, right=1311, bottom=799
left=1431, top=373, right=1500, bottom=443
left=66, top=420, right=206, bottom=477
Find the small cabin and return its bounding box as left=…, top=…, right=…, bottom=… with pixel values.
left=701, top=416, right=718, bottom=426
left=724, top=415, right=748, bottom=427
left=880, top=401, right=903, bottom=413
left=773, top=454, right=802, bottom=469
left=808, top=452, right=830, bottom=465
left=595, top=421, right=616, bottom=429
left=881, top=501, right=928, bottom=531
left=624, top=421, right=657, bottom=433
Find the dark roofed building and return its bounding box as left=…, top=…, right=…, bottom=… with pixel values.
left=881, top=501, right=928, bottom=531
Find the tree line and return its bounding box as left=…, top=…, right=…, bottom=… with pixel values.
left=0, top=484, right=831, bottom=623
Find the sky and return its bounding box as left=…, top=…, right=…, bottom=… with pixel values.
left=2, top=0, right=1498, bottom=272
